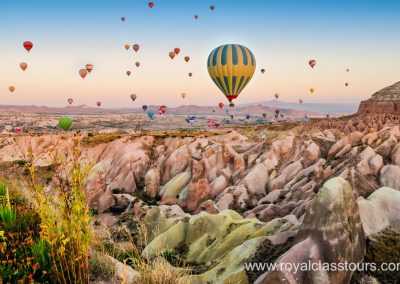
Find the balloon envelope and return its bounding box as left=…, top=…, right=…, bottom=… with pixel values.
left=261, top=68, right=265, bottom=74
left=9, top=86, right=15, bottom=93
left=208, top=44, right=256, bottom=107
left=174, top=48, right=180, bottom=55
left=59, top=117, right=73, bottom=131
left=275, top=93, right=279, bottom=99
left=133, top=44, right=140, bottom=52
left=218, top=102, right=224, bottom=109
left=159, top=105, right=167, bottom=114
left=309, top=88, right=314, bottom=94
left=20, top=62, right=28, bottom=71
left=130, top=94, right=137, bottom=101
left=142, top=105, right=148, bottom=111
left=23, top=41, right=33, bottom=52
left=169, top=52, right=176, bottom=59
left=121, top=16, right=125, bottom=22
left=210, top=5, right=215, bottom=11
left=125, top=44, right=130, bottom=50
left=97, top=102, right=101, bottom=107
left=147, top=109, right=156, bottom=119
left=5, top=125, right=12, bottom=132
left=262, top=113, right=267, bottom=118
left=14, top=127, right=22, bottom=134
left=194, top=15, right=199, bottom=20
left=126, top=71, right=131, bottom=76
left=309, top=59, right=316, bottom=68
left=68, top=98, right=73, bottom=105
left=345, top=82, right=349, bottom=87
left=148, top=2, right=154, bottom=8
left=79, top=69, right=88, bottom=79
left=135, top=62, right=140, bottom=67
left=181, top=93, right=186, bottom=99
left=188, top=72, right=193, bottom=77
left=184, top=56, right=190, bottom=62
left=86, top=64, right=93, bottom=73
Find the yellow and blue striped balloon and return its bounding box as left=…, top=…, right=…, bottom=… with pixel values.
left=207, top=44, right=256, bottom=106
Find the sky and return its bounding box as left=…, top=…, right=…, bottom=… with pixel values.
left=1, top=0, right=400, bottom=108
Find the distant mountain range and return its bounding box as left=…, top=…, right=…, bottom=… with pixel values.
left=0, top=100, right=358, bottom=117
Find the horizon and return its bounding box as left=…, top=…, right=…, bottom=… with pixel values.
left=1, top=0, right=400, bottom=107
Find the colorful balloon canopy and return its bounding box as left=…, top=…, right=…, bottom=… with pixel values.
left=218, top=102, right=224, bottom=109
left=9, top=86, right=15, bottom=93
left=309, top=59, right=316, bottom=68
left=20, top=62, right=28, bottom=71
left=142, top=105, right=148, bottom=111
left=79, top=69, right=88, bottom=79
left=133, top=44, right=140, bottom=52
left=148, top=2, right=154, bottom=8
left=130, top=94, right=137, bottom=101
left=207, top=44, right=256, bottom=107
left=147, top=109, right=156, bottom=119
left=125, top=44, right=130, bottom=51
left=174, top=47, right=180, bottom=55
left=169, top=52, right=176, bottom=60
left=184, top=56, right=190, bottom=62
left=68, top=98, right=73, bottom=105
left=5, top=125, right=12, bottom=132
left=309, top=88, right=315, bottom=94
left=230, top=114, right=234, bottom=119
left=159, top=105, right=167, bottom=114
left=59, top=117, right=73, bottom=131
left=14, top=127, right=22, bottom=134
left=86, top=64, right=93, bottom=73
left=23, top=41, right=33, bottom=52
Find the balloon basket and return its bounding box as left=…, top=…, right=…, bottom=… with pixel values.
left=229, top=102, right=234, bottom=107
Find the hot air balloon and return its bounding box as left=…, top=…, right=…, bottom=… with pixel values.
left=23, top=41, right=33, bottom=52
left=275, top=93, right=279, bottom=99
left=230, top=114, right=234, bottom=119
left=246, top=114, right=250, bottom=120
left=169, top=52, right=176, bottom=60
left=135, top=62, right=140, bottom=68
left=126, top=71, right=131, bottom=76
left=159, top=105, right=167, bottom=114
left=309, top=59, right=316, bottom=69
left=212, top=108, right=216, bottom=112
left=133, top=44, right=140, bottom=52
left=194, top=15, right=199, bottom=20
left=147, top=109, right=155, bottom=119
left=275, top=109, right=280, bottom=115
left=346, top=68, right=350, bottom=72
left=262, top=113, right=267, bottom=118
left=68, top=98, right=73, bottom=105
left=5, top=125, right=12, bottom=132
left=345, top=82, right=349, bottom=87
left=225, top=109, right=229, bottom=114
left=20, top=62, right=28, bottom=71
left=148, top=2, right=154, bottom=8
left=181, top=93, right=186, bottom=99
left=79, top=69, right=88, bottom=79
left=142, top=105, right=148, bottom=111
left=218, top=102, right=224, bottom=109
left=261, top=68, right=265, bottom=74
left=326, top=114, right=330, bottom=118
left=208, top=44, right=256, bottom=107
left=280, top=113, right=284, bottom=118
left=299, top=99, right=303, bottom=104
left=188, top=72, right=193, bottom=77
left=174, top=48, right=180, bottom=55
left=309, top=88, right=314, bottom=94
left=130, top=94, right=137, bottom=102
left=14, top=127, right=22, bottom=134
left=86, top=64, right=93, bottom=73
left=9, top=86, right=15, bottom=93
left=125, top=44, right=130, bottom=51
left=59, top=117, right=73, bottom=131
left=121, top=16, right=126, bottom=22
left=210, top=5, right=215, bottom=11
left=97, top=102, right=101, bottom=107
left=184, top=56, right=190, bottom=62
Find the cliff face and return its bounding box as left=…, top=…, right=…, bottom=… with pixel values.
left=357, top=82, right=400, bottom=115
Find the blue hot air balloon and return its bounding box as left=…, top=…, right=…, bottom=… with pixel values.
left=147, top=109, right=156, bottom=119
left=142, top=105, right=148, bottom=111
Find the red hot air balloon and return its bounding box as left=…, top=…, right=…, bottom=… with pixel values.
left=126, top=70, right=131, bottom=76
left=184, top=56, right=190, bottom=62
left=218, top=102, right=224, bottom=109
left=79, top=69, right=88, bottom=79
left=14, top=127, right=22, bottom=134
left=210, top=5, right=215, bottom=11
left=188, top=72, right=193, bottom=77
left=148, top=2, right=154, bottom=8
left=20, top=62, right=28, bottom=71
left=169, top=51, right=176, bottom=60
left=97, top=102, right=101, bottom=107
left=309, top=59, right=316, bottom=68
left=133, top=44, right=140, bottom=52
left=159, top=105, right=167, bottom=114
left=86, top=64, right=93, bottom=73
left=174, top=48, right=180, bottom=55
left=68, top=98, right=73, bottom=105
left=23, top=41, right=33, bottom=52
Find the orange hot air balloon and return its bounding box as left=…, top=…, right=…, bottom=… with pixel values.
left=9, top=86, right=15, bottom=93
left=169, top=51, right=176, bottom=60
left=135, top=62, right=140, bottom=67
left=148, top=2, right=154, bottom=8
left=218, top=102, right=224, bottom=109
left=20, top=62, right=28, bottom=71
left=79, top=69, right=88, bottom=79
left=126, top=70, right=131, bottom=76
left=188, top=72, right=192, bottom=77
left=210, top=5, right=215, bottom=11
left=133, top=44, right=140, bottom=52
left=124, top=44, right=130, bottom=51
left=97, top=101, right=102, bottom=107
left=23, top=41, right=33, bottom=52
left=86, top=64, right=93, bottom=73
left=309, top=59, right=316, bottom=68
left=184, top=56, right=190, bottom=62
left=68, top=98, right=73, bottom=105
left=174, top=48, right=180, bottom=55
left=309, top=88, right=315, bottom=94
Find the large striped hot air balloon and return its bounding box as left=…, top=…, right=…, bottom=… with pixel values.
left=207, top=44, right=256, bottom=107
